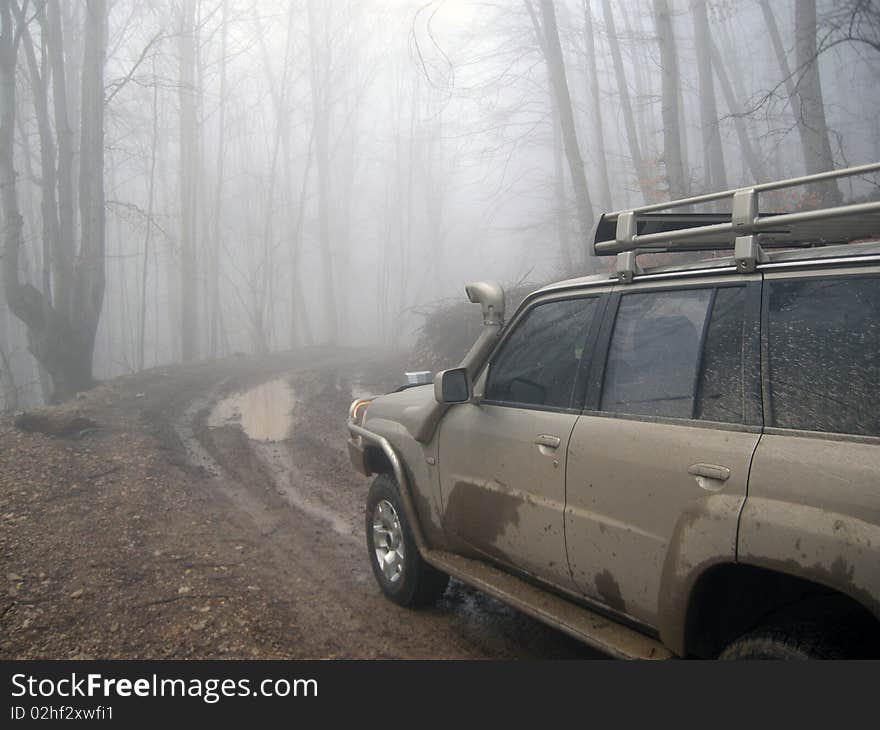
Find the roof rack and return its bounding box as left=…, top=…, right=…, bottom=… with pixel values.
left=592, top=162, right=880, bottom=282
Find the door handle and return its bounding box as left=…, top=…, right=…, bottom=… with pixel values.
left=534, top=434, right=561, bottom=449
left=688, top=463, right=731, bottom=482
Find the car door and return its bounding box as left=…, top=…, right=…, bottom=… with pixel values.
left=437, top=291, right=607, bottom=591
left=564, top=276, right=762, bottom=627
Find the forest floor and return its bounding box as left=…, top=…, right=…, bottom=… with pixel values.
left=0, top=349, right=598, bottom=659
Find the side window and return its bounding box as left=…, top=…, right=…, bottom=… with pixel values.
left=767, top=276, right=880, bottom=436
left=695, top=287, right=747, bottom=423
left=600, top=287, right=747, bottom=422
left=601, top=289, right=712, bottom=418
left=485, top=297, right=599, bottom=409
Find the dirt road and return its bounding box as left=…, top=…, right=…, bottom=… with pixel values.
left=0, top=350, right=600, bottom=659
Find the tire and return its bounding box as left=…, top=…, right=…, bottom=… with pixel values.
left=365, top=473, right=449, bottom=607
left=719, top=623, right=847, bottom=660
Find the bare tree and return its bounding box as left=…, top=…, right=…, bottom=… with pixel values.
left=653, top=0, right=688, bottom=199
left=690, top=0, right=727, bottom=193
left=549, top=71, right=573, bottom=273
left=207, top=0, right=229, bottom=359
left=583, top=0, right=612, bottom=211
left=794, top=0, right=841, bottom=204
left=16, top=7, right=63, bottom=309
left=1, top=0, right=109, bottom=402
left=44, top=2, right=76, bottom=289
left=817, top=0, right=880, bottom=55
left=527, top=0, right=595, bottom=270
left=307, top=0, right=339, bottom=343
left=708, top=34, right=768, bottom=184
left=758, top=0, right=840, bottom=203
left=600, top=0, right=652, bottom=201
left=138, top=56, right=160, bottom=372
left=178, top=0, right=199, bottom=361
left=0, top=290, right=19, bottom=412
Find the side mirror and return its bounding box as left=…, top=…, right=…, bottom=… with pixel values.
left=434, top=368, right=471, bottom=404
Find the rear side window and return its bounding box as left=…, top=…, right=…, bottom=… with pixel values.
left=767, top=276, right=880, bottom=436
left=601, top=289, right=711, bottom=418
left=485, top=297, right=598, bottom=409
left=696, top=287, right=747, bottom=423
left=601, top=287, right=747, bottom=422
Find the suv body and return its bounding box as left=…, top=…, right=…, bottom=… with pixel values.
left=347, top=164, right=880, bottom=659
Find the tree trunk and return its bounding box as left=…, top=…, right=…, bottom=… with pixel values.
left=0, top=284, right=19, bottom=412
left=1, top=0, right=107, bottom=403
left=139, top=59, right=159, bottom=371
left=793, top=0, right=841, bottom=204
left=254, top=6, right=301, bottom=356
left=618, top=1, right=654, bottom=172
left=209, top=0, right=229, bottom=360
left=529, top=0, right=595, bottom=270
left=308, top=0, right=338, bottom=343
left=44, top=2, right=76, bottom=304
left=274, top=8, right=313, bottom=350
left=583, top=0, right=612, bottom=211
left=708, top=35, right=768, bottom=184
left=653, top=0, right=688, bottom=199
left=758, top=0, right=840, bottom=203
left=71, top=0, right=108, bottom=390
left=759, top=0, right=810, bottom=149
left=690, top=0, right=727, bottom=193
left=600, top=0, right=652, bottom=201
left=12, top=4, right=66, bottom=309
left=551, top=86, right=574, bottom=274
left=289, top=132, right=314, bottom=349
left=178, top=0, right=199, bottom=361
left=61, top=2, right=82, bottom=239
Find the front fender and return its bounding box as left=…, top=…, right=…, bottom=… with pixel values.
left=358, top=416, right=448, bottom=549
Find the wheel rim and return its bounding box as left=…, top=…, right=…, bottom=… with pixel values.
left=372, top=499, right=405, bottom=583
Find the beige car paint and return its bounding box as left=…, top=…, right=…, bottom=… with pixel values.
left=363, top=387, right=450, bottom=547
left=566, top=414, right=758, bottom=626
left=739, top=433, right=880, bottom=616
left=436, top=401, right=581, bottom=591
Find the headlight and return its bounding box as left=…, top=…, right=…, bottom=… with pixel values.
left=349, top=398, right=372, bottom=426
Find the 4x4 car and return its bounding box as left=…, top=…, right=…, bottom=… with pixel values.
left=347, top=163, right=880, bottom=659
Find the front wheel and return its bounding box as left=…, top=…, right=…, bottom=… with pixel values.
left=365, top=473, right=449, bottom=607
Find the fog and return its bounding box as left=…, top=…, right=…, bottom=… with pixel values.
left=1, top=0, right=878, bottom=408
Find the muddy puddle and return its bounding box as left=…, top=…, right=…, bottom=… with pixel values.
left=253, top=441, right=355, bottom=539
left=203, top=375, right=357, bottom=541
left=208, top=378, right=295, bottom=441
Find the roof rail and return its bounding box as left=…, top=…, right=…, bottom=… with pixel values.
left=592, top=162, right=880, bottom=279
